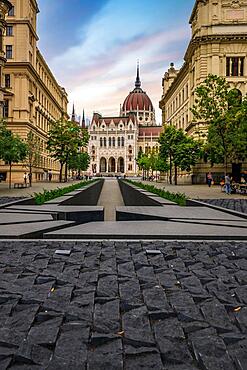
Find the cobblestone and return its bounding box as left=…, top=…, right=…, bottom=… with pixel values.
left=199, top=198, right=247, bottom=214
left=0, top=240, right=246, bottom=369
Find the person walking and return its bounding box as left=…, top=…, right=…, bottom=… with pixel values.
left=206, top=172, right=213, bottom=187
left=225, top=174, right=231, bottom=194
left=23, top=172, right=27, bottom=185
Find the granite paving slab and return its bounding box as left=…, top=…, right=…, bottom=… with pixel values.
left=45, top=196, right=74, bottom=204
left=0, top=240, right=245, bottom=369
left=0, top=213, right=53, bottom=225
left=6, top=205, right=104, bottom=222
left=0, top=221, right=74, bottom=238
left=45, top=220, right=247, bottom=240
left=7, top=205, right=103, bottom=212
left=116, top=206, right=246, bottom=221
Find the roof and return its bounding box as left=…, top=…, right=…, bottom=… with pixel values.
left=123, top=88, right=154, bottom=112
left=138, top=126, right=163, bottom=137
left=92, top=113, right=136, bottom=126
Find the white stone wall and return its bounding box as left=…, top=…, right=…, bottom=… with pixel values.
left=89, top=118, right=138, bottom=175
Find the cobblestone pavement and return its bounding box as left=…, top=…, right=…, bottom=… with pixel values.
left=0, top=240, right=246, bottom=369
left=199, top=199, right=247, bottom=214
left=0, top=197, right=26, bottom=206
left=141, top=181, right=245, bottom=200
left=0, top=181, right=82, bottom=198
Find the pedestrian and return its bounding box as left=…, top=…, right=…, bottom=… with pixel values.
left=28, top=172, right=32, bottom=187
left=225, top=174, right=231, bottom=194
left=48, top=170, right=52, bottom=182
left=206, top=172, right=213, bottom=187
left=23, top=172, right=27, bottom=184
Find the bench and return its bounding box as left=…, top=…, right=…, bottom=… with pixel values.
left=14, top=183, right=29, bottom=189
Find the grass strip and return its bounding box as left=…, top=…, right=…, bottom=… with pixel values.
left=34, top=180, right=96, bottom=205
left=126, top=179, right=187, bottom=206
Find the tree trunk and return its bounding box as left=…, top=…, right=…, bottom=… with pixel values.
left=59, top=162, right=63, bottom=182
left=9, top=162, right=12, bottom=189
left=65, top=162, right=68, bottom=182
left=29, top=164, right=32, bottom=187
left=174, top=165, right=178, bottom=185
left=169, top=155, right=172, bottom=184
left=225, top=156, right=228, bottom=175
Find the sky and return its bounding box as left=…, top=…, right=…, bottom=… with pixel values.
left=37, top=0, right=195, bottom=124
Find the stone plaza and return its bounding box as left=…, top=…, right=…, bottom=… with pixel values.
left=0, top=178, right=246, bottom=369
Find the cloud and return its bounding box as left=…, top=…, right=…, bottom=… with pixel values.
left=37, top=0, right=195, bottom=123
left=37, top=0, right=108, bottom=59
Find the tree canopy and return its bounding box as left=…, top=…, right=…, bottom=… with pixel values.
left=159, top=125, right=201, bottom=184
left=191, top=74, right=247, bottom=172
left=47, top=119, right=89, bottom=182
left=68, top=152, right=90, bottom=174
left=0, top=121, right=28, bottom=188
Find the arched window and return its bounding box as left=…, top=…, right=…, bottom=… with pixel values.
left=109, top=137, right=111, bottom=147
left=103, top=137, right=107, bottom=147
left=112, top=137, right=115, bottom=147
left=100, top=138, right=103, bottom=147
left=118, top=137, right=121, bottom=147
left=121, top=137, right=124, bottom=147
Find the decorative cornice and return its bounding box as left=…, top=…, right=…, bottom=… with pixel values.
left=185, top=33, right=247, bottom=61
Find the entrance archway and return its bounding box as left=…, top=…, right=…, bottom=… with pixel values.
left=100, top=157, right=107, bottom=173
left=108, top=157, right=116, bottom=173
left=118, top=157, right=124, bottom=173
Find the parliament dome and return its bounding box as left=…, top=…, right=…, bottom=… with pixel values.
left=121, top=63, right=155, bottom=126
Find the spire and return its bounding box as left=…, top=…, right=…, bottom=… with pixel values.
left=135, top=60, right=141, bottom=88
left=81, top=109, right=86, bottom=128
left=71, top=103, right=76, bottom=121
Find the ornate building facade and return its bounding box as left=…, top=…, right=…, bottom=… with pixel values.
left=0, top=0, right=12, bottom=110
left=88, top=66, right=162, bottom=175
left=159, top=0, right=247, bottom=183
left=0, top=0, right=68, bottom=182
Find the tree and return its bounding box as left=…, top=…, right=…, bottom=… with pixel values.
left=25, top=131, right=41, bottom=187
left=0, top=122, right=27, bottom=189
left=47, top=120, right=89, bottom=182
left=136, top=150, right=151, bottom=180
left=68, top=152, right=90, bottom=176
left=191, top=74, right=247, bottom=173
left=159, top=125, right=201, bottom=185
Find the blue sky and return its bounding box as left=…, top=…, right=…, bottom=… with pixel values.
left=37, top=0, right=195, bottom=123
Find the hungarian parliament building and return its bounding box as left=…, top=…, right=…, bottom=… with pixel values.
left=88, top=66, right=162, bottom=175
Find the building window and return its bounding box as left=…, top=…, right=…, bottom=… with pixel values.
left=109, top=137, right=111, bottom=147
left=103, top=137, right=107, bottom=147
left=8, top=7, right=14, bottom=16
left=100, top=138, right=103, bottom=147
left=118, top=137, right=121, bottom=147
left=121, top=137, right=124, bottom=147
left=5, top=74, right=10, bottom=88
left=6, top=45, right=12, bottom=59
left=226, top=57, right=244, bottom=77
left=6, top=26, right=13, bottom=36
left=3, top=100, right=9, bottom=118
left=112, top=137, right=115, bottom=147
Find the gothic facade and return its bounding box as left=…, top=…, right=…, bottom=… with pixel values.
left=88, top=66, right=162, bottom=175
